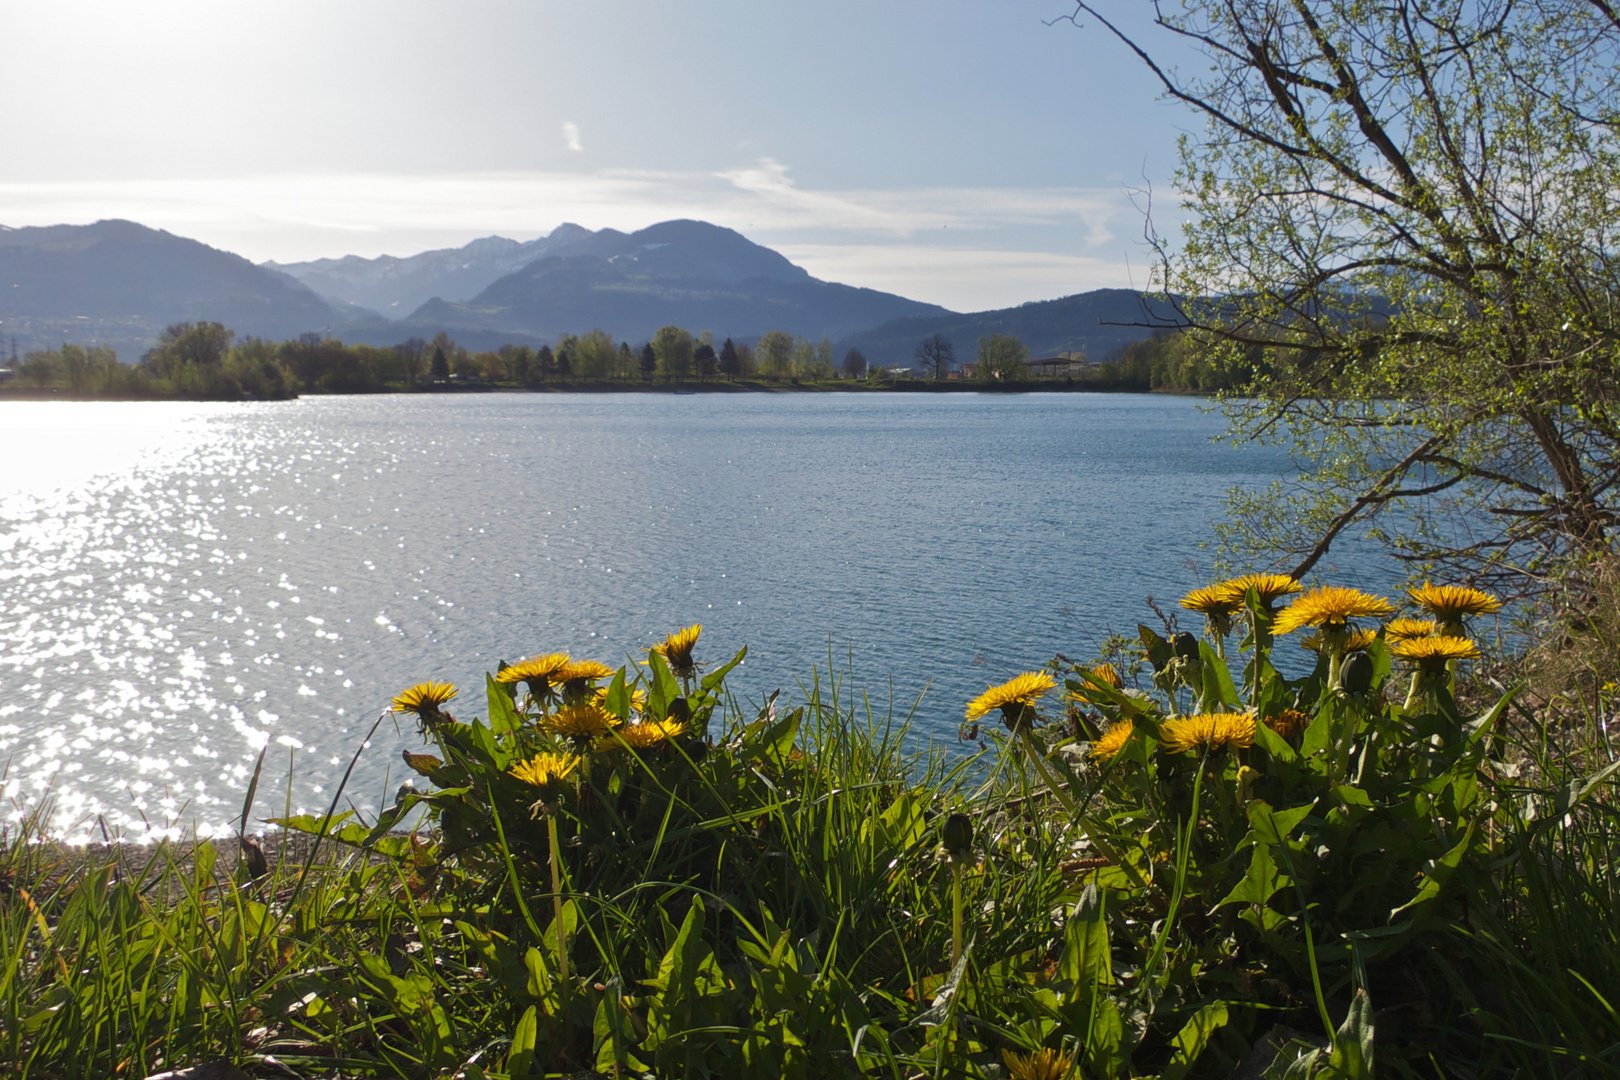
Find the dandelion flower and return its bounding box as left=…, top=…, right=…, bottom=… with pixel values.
left=1182, top=585, right=1244, bottom=616
left=1215, top=573, right=1303, bottom=608
left=1408, top=582, right=1502, bottom=634
left=1001, top=1047, right=1076, bottom=1080
left=1160, top=712, right=1257, bottom=754
left=391, top=681, right=457, bottom=716
left=1390, top=635, right=1481, bottom=670
left=496, top=652, right=571, bottom=685
left=1384, top=617, right=1437, bottom=643
left=544, top=704, right=619, bottom=744
left=648, top=624, right=702, bottom=677
left=510, top=752, right=578, bottom=788
left=1300, top=628, right=1377, bottom=653
left=556, top=659, right=615, bottom=684
left=555, top=659, right=616, bottom=702
left=1273, top=586, right=1395, bottom=635
left=965, top=672, right=1056, bottom=729
left=1089, top=721, right=1134, bottom=761
left=603, top=717, right=685, bottom=752
left=1265, top=709, right=1309, bottom=739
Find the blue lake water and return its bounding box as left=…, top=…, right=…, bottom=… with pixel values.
left=0, top=392, right=1395, bottom=840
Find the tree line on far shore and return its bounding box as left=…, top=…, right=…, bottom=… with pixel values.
left=0, top=319, right=1240, bottom=399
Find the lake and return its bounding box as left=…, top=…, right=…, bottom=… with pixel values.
left=0, top=392, right=1394, bottom=840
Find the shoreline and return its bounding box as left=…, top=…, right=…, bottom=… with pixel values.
left=0, top=379, right=1205, bottom=402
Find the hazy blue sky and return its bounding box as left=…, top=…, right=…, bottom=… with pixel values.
left=0, top=1, right=1202, bottom=311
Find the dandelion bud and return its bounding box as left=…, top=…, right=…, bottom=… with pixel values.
left=942, top=813, right=974, bottom=858
left=1173, top=631, right=1201, bottom=661
left=1339, top=651, right=1375, bottom=695
left=666, top=697, right=692, bottom=726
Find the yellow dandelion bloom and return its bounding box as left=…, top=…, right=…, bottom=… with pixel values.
left=648, top=624, right=702, bottom=675
left=1180, top=585, right=1243, bottom=616
left=1273, top=586, right=1395, bottom=635
left=1265, top=709, right=1309, bottom=740
left=391, top=681, right=457, bottom=715
left=496, top=652, right=571, bottom=685
left=1408, top=582, right=1503, bottom=624
left=1299, top=628, right=1377, bottom=653
left=510, top=752, right=578, bottom=788
left=544, top=704, right=620, bottom=742
left=1089, top=721, right=1134, bottom=761
left=965, top=672, right=1057, bottom=721
left=1214, top=573, right=1303, bottom=607
left=603, top=717, right=686, bottom=752
left=1385, top=617, right=1437, bottom=642
left=555, top=659, right=615, bottom=684
left=1160, top=712, right=1257, bottom=754
left=1390, top=635, right=1481, bottom=669
left=1001, top=1047, right=1076, bottom=1080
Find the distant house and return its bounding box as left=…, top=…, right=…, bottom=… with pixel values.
left=0, top=367, right=13, bottom=383
left=1028, top=356, right=1089, bottom=378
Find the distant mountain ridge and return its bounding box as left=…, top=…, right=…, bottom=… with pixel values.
left=335, top=219, right=953, bottom=347
left=0, top=219, right=346, bottom=361
left=264, top=223, right=598, bottom=317
left=835, top=289, right=1182, bottom=369
left=0, top=217, right=1172, bottom=366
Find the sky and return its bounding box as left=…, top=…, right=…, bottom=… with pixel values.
left=0, top=1, right=1202, bottom=312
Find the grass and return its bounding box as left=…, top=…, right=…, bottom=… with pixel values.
left=3, top=600, right=1620, bottom=1079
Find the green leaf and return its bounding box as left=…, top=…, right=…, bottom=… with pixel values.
left=542, top=898, right=581, bottom=972
left=1140, top=623, right=1173, bottom=671
left=604, top=668, right=631, bottom=720
left=1199, top=640, right=1240, bottom=707
left=1253, top=718, right=1298, bottom=764
left=508, top=1006, right=538, bottom=1078
left=1325, top=987, right=1376, bottom=1079
left=646, top=650, right=681, bottom=719
left=1219, top=841, right=1288, bottom=908
left=487, top=673, right=522, bottom=735
left=1058, top=884, right=1112, bottom=989
left=700, top=644, right=747, bottom=693
left=1390, top=822, right=1475, bottom=925
left=1160, top=1001, right=1230, bottom=1080
left=1301, top=695, right=1335, bottom=765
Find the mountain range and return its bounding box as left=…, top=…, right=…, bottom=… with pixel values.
left=0, top=220, right=345, bottom=363
left=0, top=218, right=1170, bottom=367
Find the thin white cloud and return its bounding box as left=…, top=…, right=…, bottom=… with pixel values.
left=561, top=121, right=583, bottom=153
left=0, top=162, right=1177, bottom=308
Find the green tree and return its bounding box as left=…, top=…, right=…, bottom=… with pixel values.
left=616, top=342, right=636, bottom=380
left=975, top=334, right=1029, bottom=383
left=756, top=330, right=794, bottom=379
left=639, top=342, right=657, bottom=381
left=144, top=322, right=235, bottom=380
left=652, top=325, right=695, bottom=381
left=789, top=337, right=816, bottom=380
left=1079, top=0, right=1620, bottom=593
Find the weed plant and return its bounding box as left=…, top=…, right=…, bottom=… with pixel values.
left=3, top=588, right=1619, bottom=1078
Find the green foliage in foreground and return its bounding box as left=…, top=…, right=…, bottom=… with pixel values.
left=3, top=603, right=1619, bottom=1078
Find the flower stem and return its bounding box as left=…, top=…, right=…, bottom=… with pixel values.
left=546, top=814, right=570, bottom=1012
left=950, top=863, right=964, bottom=970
